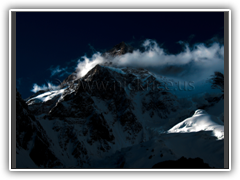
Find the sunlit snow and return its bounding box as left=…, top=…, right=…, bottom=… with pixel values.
left=26, top=88, right=66, bottom=105
left=168, top=109, right=224, bottom=140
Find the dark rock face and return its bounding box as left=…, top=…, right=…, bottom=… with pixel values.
left=60, top=69, right=79, bottom=88
left=49, top=70, right=116, bottom=146
left=27, top=93, right=61, bottom=115
left=28, top=133, right=62, bottom=167
left=152, top=156, right=212, bottom=169
left=88, top=114, right=115, bottom=143
left=16, top=90, right=35, bottom=150
left=16, top=89, right=62, bottom=168
left=142, top=90, right=179, bottom=120
left=102, top=41, right=134, bottom=57
left=54, top=123, right=90, bottom=167
left=49, top=65, right=142, bottom=145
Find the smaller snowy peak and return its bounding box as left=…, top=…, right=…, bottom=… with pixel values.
left=26, top=88, right=66, bottom=105
left=168, top=109, right=224, bottom=140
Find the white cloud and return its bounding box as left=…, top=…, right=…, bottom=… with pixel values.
left=76, top=52, right=105, bottom=78
left=31, top=82, right=59, bottom=93
left=75, top=39, right=224, bottom=81
left=31, top=39, right=224, bottom=94
left=31, top=83, right=47, bottom=93
left=114, top=40, right=223, bottom=67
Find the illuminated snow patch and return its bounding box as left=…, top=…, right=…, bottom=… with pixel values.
left=168, top=109, right=224, bottom=140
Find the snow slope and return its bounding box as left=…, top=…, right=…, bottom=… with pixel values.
left=168, top=109, right=224, bottom=140
left=26, top=88, right=66, bottom=105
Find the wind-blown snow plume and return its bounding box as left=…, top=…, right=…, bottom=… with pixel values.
left=76, top=52, right=105, bottom=78
left=75, top=39, right=224, bottom=81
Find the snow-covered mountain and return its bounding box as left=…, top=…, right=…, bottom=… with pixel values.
left=16, top=42, right=225, bottom=169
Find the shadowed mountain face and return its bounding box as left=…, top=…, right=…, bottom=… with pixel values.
left=60, top=70, right=78, bottom=88
left=16, top=42, right=224, bottom=169
left=16, top=90, right=62, bottom=168
left=152, top=156, right=212, bottom=169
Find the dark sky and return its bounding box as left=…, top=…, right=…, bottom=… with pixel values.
left=16, top=12, right=224, bottom=98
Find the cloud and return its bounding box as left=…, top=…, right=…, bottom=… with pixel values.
left=75, top=39, right=224, bottom=81
left=76, top=52, right=105, bottom=78
left=113, top=39, right=223, bottom=70
left=29, top=38, right=224, bottom=100
left=30, top=39, right=224, bottom=95
left=31, top=82, right=59, bottom=93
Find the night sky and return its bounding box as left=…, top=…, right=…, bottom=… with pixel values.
left=16, top=12, right=224, bottom=98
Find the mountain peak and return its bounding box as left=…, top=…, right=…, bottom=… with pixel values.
left=113, top=41, right=127, bottom=48
left=60, top=42, right=133, bottom=87
left=103, top=41, right=133, bottom=57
